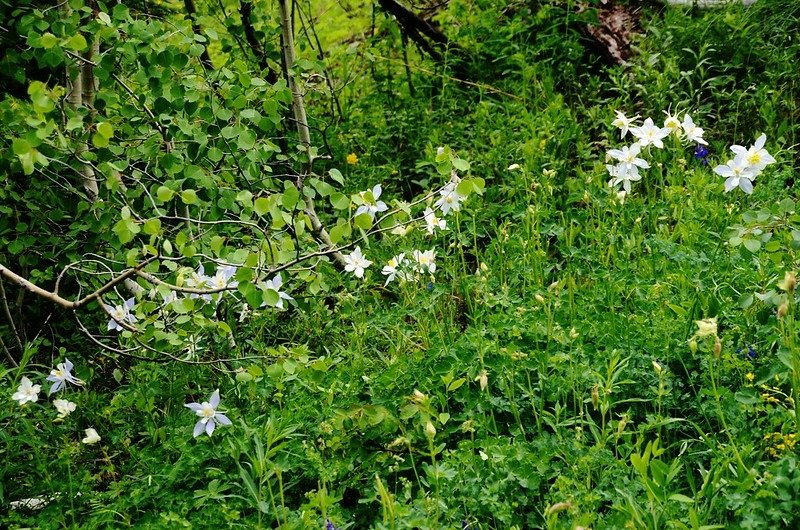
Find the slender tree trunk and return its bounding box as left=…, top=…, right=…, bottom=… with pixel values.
left=64, top=3, right=99, bottom=200
left=277, top=0, right=344, bottom=266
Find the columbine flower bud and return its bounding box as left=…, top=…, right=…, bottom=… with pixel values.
left=535, top=294, right=545, bottom=304
left=778, top=302, right=789, bottom=319
left=689, top=339, right=698, bottom=354
left=411, top=390, right=427, bottom=403
left=779, top=271, right=797, bottom=294
left=652, top=360, right=663, bottom=375
left=591, top=385, right=599, bottom=411
left=475, top=370, right=488, bottom=391
left=713, top=338, right=722, bottom=358
left=425, top=421, right=436, bottom=439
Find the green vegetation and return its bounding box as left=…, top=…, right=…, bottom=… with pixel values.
left=1, top=0, right=799, bottom=528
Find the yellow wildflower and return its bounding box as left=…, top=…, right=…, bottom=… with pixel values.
left=346, top=153, right=358, bottom=165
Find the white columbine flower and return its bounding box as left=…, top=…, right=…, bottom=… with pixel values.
left=630, top=117, right=671, bottom=149
left=423, top=207, right=447, bottom=235
left=12, top=376, right=41, bottom=405
left=433, top=180, right=466, bottom=216
left=663, top=110, right=682, bottom=136
left=261, top=273, right=293, bottom=309
left=730, top=133, right=775, bottom=172
left=607, top=143, right=650, bottom=175
left=412, top=249, right=437, bottom=275
left=185, top=389, right=232, bottom=437
left=185, top=264, right=213, bottom=302
left=354, top=184, right=389, bottom=220
left=381, top=253, right=407, bottom=286
left=681, top=114, right=708, bottom=145
left=612, top=111, right=638, bottom=139
left=46, top=358, right=84, bottom=395
left=507, top=163, right=521, bottom=171
left=82, top=428, right=101, bottom=445
left=53, top=399, right=76, bottom=419
left=103, top=297, right=137, bottom=332
left=714, top=153, right=758, bottom=194
left=606, top=163, right=642, bottom=193
left=209, top=265, right=238, bottom=302
left=343, top=246, right=373, bottom=279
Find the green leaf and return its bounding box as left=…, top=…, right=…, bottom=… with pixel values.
left=181, top=189, right=198, bottom=204
left=254, top=197, right=270, bottom=216
left=743, top=239, right=761, bottom=253
left=452, top=157, right=470, bottom=171
left=282, top=184, right=300, bottom=210
left=12, top=138, right=31, bottom=156
left=142, top=218, right=161, bottom=235
left=329, top=192, right=350, bottom=210
left=91, top=132, right=109, bottom=148
left=329, top=168, right=344, bottom=185
left=354, top=212, right=373, bottom=230
left=97, top=122, right=114, bottom=139
left=157, top=186, right=174, bottom=202
left=64, top=34, right=88, bottom=51
left=238, top=129, right=256, bottom=150
left=40, top=33, right=58, bottom=49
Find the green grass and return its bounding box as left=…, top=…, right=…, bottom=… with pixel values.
left=2, top=0, right=800, bottom=528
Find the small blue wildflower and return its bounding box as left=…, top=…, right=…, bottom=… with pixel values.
left=461, top=520, right=470, bottom=530
left=326, top=519, right=338, bottom=530
left=427, top=282, right=434, bottom=292
left=736, top=345, right=757, bottom=359
left=693, top=144, right=709, bottom=166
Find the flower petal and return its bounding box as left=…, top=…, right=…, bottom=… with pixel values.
left=215, top=413, right=232, bottom=426
left=193, top=420, right=205, bottom=438
left=206, top=420, right=216, bottom=436
left=210, top=389, right=220, bottom=408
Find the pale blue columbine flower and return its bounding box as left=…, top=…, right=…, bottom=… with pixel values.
left=260, top=273, right=293, bottom=309
left=46, top=358, right=84, bottom=395
left=12, top=376, right=41, bottom=405
left=185, top=389, right=232, bottom=437
left=354, top=184, right=389, bottom=220
left=104, top=297, right=137, bottom=331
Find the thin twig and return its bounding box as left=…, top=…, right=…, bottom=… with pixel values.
left=0, top=276, right=24, bottom=352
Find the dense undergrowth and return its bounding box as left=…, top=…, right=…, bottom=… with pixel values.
left=2, top=0, right=800, bottom=528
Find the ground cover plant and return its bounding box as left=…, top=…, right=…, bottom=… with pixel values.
left=1, top=0, right=799, bottom=528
